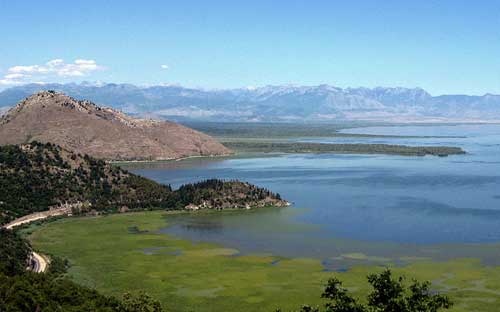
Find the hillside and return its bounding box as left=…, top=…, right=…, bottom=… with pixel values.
left=0, top=142, right=287, bottom=225
left=0, top=90, right=231, bottom=160
left=1, top=83, right=500, bottom=122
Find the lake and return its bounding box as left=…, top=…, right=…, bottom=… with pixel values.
left=130, top=124, right=500, bottom=266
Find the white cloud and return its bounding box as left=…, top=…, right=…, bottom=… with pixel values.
left=4, top=73, right=29, bottom=79
left=0, top=59, right=104, bottom=86
left=9, top=65, right=47, bottom=74
left=46, top=59, right=64, bottom=67
left=160, top=64, right=169, bottom=69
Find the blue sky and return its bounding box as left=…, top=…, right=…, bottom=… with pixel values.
left=0, top=0, right=499, bottom=95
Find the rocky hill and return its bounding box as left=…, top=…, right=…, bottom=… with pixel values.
left=0, top=91, right=231, bottom=160
left=0, top=142, right=286, bottom=225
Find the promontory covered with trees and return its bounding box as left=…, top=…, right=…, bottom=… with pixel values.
left=0, top=141, right=287, bottom=225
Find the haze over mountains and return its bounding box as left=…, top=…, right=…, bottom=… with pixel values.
left=1, top=83, right=499, bottom=122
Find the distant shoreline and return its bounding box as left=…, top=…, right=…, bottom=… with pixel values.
left=109, top=153, right=234, bottom=165
left=222, top=141, right=466, bottom=157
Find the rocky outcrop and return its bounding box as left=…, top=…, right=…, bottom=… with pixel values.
left=0, top=91, right=231, bottom=160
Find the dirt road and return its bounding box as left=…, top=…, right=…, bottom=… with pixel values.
left=4, top=207, right=69, bottom=229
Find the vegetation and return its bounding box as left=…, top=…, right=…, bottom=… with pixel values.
left=171, top=179, right=286, bottom=210
left=0, top=141, right=172, bottom=224
left=0, top=228, right=31, bottom=276
left=223, top=141, right=466, bottom=157
left=28, top=212, right=500, bottom=312
left=0, top=272, right=124, bottom=311
left=0, top=142, right=285, bottom=225
left=283, top=269, right=452, bottom=312
left=0, top=228, right=164, bottom=311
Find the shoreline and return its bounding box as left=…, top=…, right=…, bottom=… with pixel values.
left=222, top=142, right=466, bottom=157
left=109, top=152, right=234, bottom=165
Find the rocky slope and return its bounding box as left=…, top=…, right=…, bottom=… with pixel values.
left=0, top=91, right=231, bottom=160
left=0, top=142, right=286, bottom=225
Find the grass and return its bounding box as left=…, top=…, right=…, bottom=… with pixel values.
left=28, top=211, right=500, bottom=312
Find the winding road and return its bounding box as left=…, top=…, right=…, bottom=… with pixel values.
left=30, top=251, right=49, bottom=273
left=3, top=208, right=69, bottom=273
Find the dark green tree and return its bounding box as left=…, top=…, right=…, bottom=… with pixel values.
left=282, top=269, right=452, bottom=312
left=0, top=228, right=31, bottom=276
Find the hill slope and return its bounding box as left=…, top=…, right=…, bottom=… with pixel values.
left=0, top=142, right=287, bottom=225
left=0, top=91, right=230, bottom=160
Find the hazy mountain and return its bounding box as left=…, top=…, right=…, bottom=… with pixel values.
left=0, top=83, right=499, bottom=122
left=0, top=91, right=230, bottom=160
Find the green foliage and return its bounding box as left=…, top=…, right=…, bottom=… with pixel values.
left=0, top=142, right=171, bottom=223
left=46, top=254, right=69, bottom=276
left=0, top=142, right=68, bottom=223
left=121, top=292, right=163, bottom=312
left=170, top=179, right=282, bottom=209
left=321, top=277, right=366, bottom=312
left=289, top=270, right=452, bottom=312
left=0, top=228, right=31, bottom=276
left=0, top=272, right=123, bottom=312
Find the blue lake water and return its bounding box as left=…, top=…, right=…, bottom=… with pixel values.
left=130, top=124, right=500, bottom=264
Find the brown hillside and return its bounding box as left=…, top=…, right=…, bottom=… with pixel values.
left=0, top=91, right=231, bottom=160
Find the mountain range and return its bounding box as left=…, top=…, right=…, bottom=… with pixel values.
left=1, top=83, right=499, bottom=122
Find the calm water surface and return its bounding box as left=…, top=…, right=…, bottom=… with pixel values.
left=130, top=124, right=500, bottom=265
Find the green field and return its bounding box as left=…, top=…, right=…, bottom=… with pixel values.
left=28, top=211, right=500, bottom=312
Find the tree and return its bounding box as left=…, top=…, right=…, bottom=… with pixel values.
left=0, top=228, right=31, bottom=276
left=121, top=292, right=163, bottom=312
left=283, top=269, right=452, bottom=312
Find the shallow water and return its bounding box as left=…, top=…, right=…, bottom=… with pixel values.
left=130, top=124, right=500, bottom=264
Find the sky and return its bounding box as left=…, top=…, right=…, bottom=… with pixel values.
left=0, top=0, right=499, bottom=95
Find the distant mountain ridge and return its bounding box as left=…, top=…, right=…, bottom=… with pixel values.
left=0, top=83, right=499, bottom=122
left=0, top=91, right=230, bottom=160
